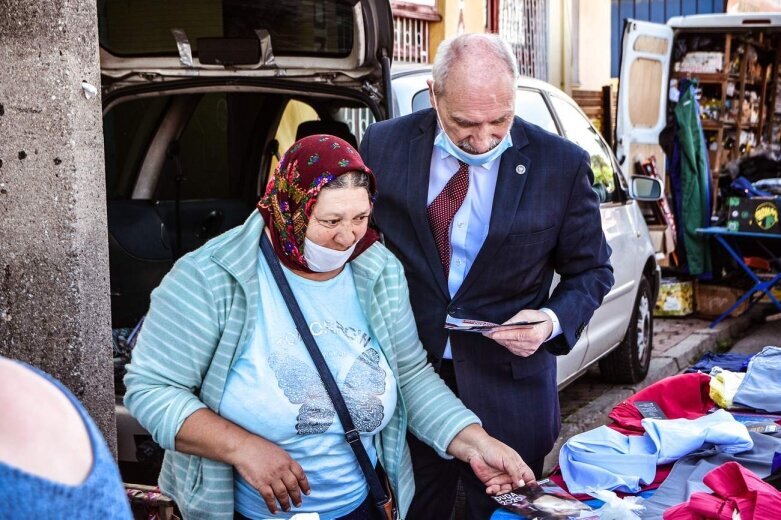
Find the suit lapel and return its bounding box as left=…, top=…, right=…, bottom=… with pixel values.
left=406, top=110, right=450, bottom=299
left=454, top=121, right=532, bottom=300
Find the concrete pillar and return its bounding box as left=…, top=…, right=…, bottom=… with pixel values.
left=0, top=1, right=116, bottom=452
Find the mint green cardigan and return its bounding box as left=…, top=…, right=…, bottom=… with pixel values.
left=124, top=212, right=480, bottom=519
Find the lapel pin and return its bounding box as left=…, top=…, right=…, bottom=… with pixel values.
left=515, top=164, right=526, bottom=175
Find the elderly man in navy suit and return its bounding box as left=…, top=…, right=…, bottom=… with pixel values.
left=359, top=33, right=614, bottom=519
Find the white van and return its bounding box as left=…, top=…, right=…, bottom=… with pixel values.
left=617, top=13, right=781, bottom=212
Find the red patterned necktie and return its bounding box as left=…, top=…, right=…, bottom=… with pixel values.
left=427, top=160, right=470, bottom=274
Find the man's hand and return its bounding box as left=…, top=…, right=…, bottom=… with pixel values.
left=447, top=424, right=536, bottom=495
left=483, top=309, right=553, bottom=357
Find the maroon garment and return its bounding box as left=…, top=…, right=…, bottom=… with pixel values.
left=663, top=462, right=781, bottom=519
left=427, top=160, right=469, bottom=274
left=257, top=134, right=378, bottom=273
left=608, top=373, right=715, bottom=435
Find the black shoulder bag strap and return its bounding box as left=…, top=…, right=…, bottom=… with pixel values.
left=259, top=233, right=393, bottom=516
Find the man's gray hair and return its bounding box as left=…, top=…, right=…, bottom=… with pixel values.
left=432, top=33, right=519, bottom=97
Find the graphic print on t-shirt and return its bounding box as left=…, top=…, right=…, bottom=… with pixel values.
left=269, top=344, right=387, bottom=435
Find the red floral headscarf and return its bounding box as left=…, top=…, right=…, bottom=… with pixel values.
left=257, top=134, right=379, bottom=272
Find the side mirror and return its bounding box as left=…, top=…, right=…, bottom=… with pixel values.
left=630, top=176, right=663, bottom=201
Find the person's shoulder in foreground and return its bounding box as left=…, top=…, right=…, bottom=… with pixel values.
left=0, top=356, right=132, bottom=519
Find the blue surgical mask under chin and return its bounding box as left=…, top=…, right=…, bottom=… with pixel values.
left=431, top=93, right=513, bottom=167
left=434, top=129, right=512, bottom=167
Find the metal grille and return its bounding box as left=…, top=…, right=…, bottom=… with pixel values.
left=498, top=0, right=548, bottom=81
left=338, top=107, right=375, bottom=145
left=393, top=15, right=430, bottom=64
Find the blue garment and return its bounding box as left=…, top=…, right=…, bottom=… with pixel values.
left=734, top=346, right=781, bottom=413
left=686, top=352, right=753, bottom=374
left=560, top=410, right=753, bottom=493
left=0, top=361, right=132, bottom=519
left=221, top=262, right=397, bottom=520
left=433, top=123, right=513, bottom=167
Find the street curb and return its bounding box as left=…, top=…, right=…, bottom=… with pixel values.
left=542, top=306, right=768, bottom=475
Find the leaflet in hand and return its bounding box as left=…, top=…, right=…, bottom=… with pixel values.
left=445, top=316, right=544, bottom=333
left=492, top=479, right=597, bottom=520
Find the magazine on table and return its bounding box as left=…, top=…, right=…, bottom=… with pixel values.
left=445, top=316, right=544, bottom=333
left=492, top=478, right=598, bottom=520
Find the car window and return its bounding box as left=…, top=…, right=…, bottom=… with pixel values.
left=267, top=100, right=320, bottom=187
left=156, top=94, right=232, bottom=200
left=412, top=89, right=431, bottom=113
left=97, top=0, right=354, bottom=58
left=514, top=89, right=557, bottom=133
left=104, top=97, right=168, bottom=198
left=548, top=95, right=617, bottom=203
left=409, top=87, right=557, bottom=135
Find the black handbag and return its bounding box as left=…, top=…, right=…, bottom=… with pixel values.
left=259, top=233, right=399, bottom=520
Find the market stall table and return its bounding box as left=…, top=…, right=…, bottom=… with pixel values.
left=696, top=227, right=781, bottom=327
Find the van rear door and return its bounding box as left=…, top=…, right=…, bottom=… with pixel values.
left=615, top=20, right=673, bottom=182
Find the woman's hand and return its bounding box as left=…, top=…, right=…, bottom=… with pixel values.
left=447, top=424, right=535, bottom=495
left=175, top=409, right=310, bottom=515
left=230, top=433, right=311, bottom=514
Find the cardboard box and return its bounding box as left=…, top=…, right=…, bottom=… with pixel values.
left=654, top=278, right=694, bottom=317
left=694, top=282, right=749, bottom=319
left=726, top=196, right=781, bottom=234
left=648, top=224, right=676, bottom=267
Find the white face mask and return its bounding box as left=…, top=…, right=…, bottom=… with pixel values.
left=303, top=237, right=357, bottom=273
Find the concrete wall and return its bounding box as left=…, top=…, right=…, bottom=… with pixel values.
left=0, top=0, right=116, bottom=451
left=576, top=0, right=612, bottom=90
left=548, top=0, right=612, bottom=93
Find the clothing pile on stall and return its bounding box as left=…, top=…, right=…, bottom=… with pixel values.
left=547, top=347, right=781, bottom=519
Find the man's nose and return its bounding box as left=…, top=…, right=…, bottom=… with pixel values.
left=472, top=127, right=494, bottom=153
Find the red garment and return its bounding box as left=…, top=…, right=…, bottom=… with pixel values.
left=663, top=462, right=781, bottom=519
left=609, top=373, right=715, bottom=435
left=257, top=134, right=379, bottom=272
left=427, top=160, right=469, bottom=274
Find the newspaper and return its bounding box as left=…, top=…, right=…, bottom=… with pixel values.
left=492, top=479, right=597, bottom=520
left=444, top=317, right=544, bottom=333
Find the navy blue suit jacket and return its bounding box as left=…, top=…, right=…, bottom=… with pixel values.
left=360, top=109, right=614, bottom=463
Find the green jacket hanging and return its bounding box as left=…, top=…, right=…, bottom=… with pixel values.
left=674, top=86, right=712, bottom=276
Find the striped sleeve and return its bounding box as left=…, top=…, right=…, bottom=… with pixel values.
left=385, top=256, right=480, bottom=458
left=123, top=255, right=222, bottom=451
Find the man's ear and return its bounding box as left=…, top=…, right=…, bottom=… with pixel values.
left=427, top=79, right=436, bottom=110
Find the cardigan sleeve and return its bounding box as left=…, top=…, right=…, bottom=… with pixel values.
left=385, top=256, right=481, bottom=459
left=123, top=255, right=222, bottom=451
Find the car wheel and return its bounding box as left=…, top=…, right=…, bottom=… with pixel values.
left=599, top=276, right=653, bottom=384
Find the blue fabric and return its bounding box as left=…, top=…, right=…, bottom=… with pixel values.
left=0, top=362, right=132, bottom=519
left=731, top=177, right=773, bottom=198
left=734, top=346, right=781, bottom=413
left=222, top=262, right=397, bottom=520
left=686, top=352, right=754, bottom=373
left=560, top=410, right=753, bottom=494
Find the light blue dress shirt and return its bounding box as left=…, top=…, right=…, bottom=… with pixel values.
left=428, top=134, right=561, bottom=359
left=559, top=409, right=754, bottom=494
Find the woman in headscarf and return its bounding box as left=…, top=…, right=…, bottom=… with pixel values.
left=124, top=135, right=534, bottom=520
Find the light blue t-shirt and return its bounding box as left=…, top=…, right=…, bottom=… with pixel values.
left=220, top=256, right=397, bottom=520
